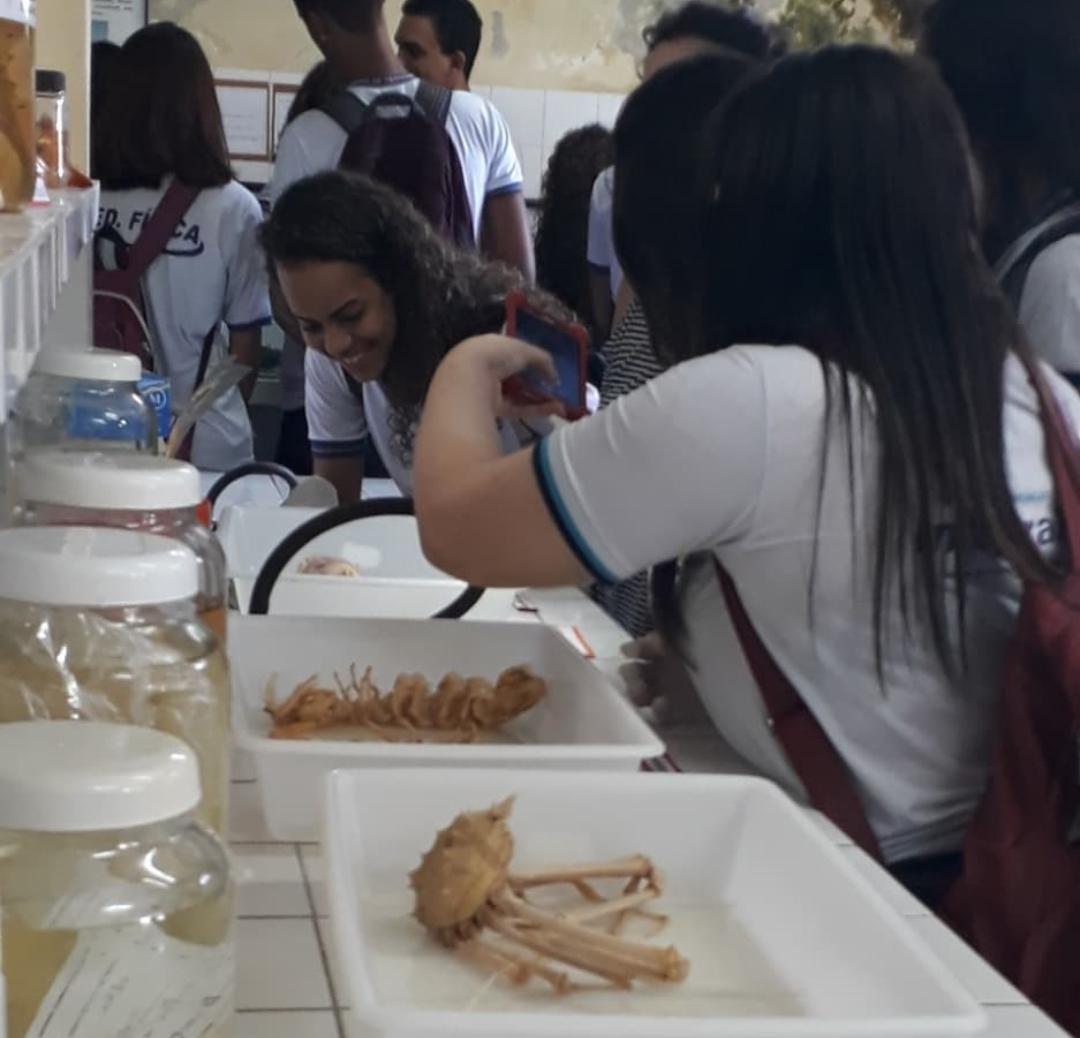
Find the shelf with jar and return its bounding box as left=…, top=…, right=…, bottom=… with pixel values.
left=0, top=184, right=101, bottom=418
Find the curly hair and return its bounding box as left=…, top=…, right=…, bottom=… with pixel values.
left=534, top=124, right=615, bottom=336
left=262, top=172, right=564, bottom=451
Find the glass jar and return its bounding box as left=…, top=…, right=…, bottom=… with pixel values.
left=11, top=348, right=158, bottom=457
left=0, top=527, right=231, bottom=839
left=0, top=721, right=233, bottom=1038
left=0, top=1, right=35, bottom=212
left=34, top=68, right=66, bottom=189
left=17, top=451, right=227, bottom=643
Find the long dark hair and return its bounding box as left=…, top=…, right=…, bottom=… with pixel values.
left=673, top=46, right=1056, bottom=673
left=261, top=171, right=561, bottom=412
left=923, top=0, right=1080, bottom=253
left=535, top=124, right=614, bottom=337
left=613, top=53, right=753, bottom=353
left=94, top=23, right=232, bottom=191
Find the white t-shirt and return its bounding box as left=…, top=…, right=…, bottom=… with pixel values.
left=266, top=74, right=524, bottom=238
left=305, top=349, right=529, bottom=494
left=97, top=181, right=271, bottom=472
left=536, top=344, right=1080, bottom=864
left=1018, top=235, right=1080, bottom=381
left=587, top=167, right=623, bottom=301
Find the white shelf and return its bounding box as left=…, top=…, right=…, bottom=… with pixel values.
left=0, top=185, right=100, bottom=416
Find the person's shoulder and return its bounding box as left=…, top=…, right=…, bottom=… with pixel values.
left=449, top=88, right=507, bottom=135
left=278, top=108, right=344, bottom=152
left=1024, top=233, right=1080, bottom=300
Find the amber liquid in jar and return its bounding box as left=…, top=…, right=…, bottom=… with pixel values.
left=0, top=8, right=35, bottom=212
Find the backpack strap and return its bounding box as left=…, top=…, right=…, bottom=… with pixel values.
left=414, top=80, right=453, bottom=126
left=714, top=561, right=885, bottom=861
left=995, top=202, right=1080, bottom=310
left=123, top=180, right=200, bottom=284
left=320, top=90, right=370, bottom=135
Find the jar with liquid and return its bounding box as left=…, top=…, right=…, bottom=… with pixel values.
left=0, top=527, right=231, bottom=839
left=11, top=348, right=158, bottom=455
left=17, top=451, right=227, bottom=643
left=0, top=721, right=233, bottom=1038
left=35, top=68, right=66, bottom=188
left=0, top=0, right=35, bottom=211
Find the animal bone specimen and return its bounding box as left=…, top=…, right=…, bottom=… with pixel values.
left=410, top=798, right=690, bottom=994
left=266, top=665, right=547, bottom=742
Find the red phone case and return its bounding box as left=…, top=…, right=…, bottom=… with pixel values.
left=503, top=292, right=590, bottom=420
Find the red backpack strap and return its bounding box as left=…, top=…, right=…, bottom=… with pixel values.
left=715, top=561, right=885, bottom=861
left=121, top=180, right=200, bottom=284
left=1025, top=360, right=1080, bottom=568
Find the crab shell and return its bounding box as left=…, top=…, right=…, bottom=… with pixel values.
left=410, top=797, right=516, bottom=944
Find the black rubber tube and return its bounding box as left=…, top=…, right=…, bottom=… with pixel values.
left=207, top=462, right=300, bottom=507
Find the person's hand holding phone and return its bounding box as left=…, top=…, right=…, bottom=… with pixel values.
left=446, top=333, right=568, bottom=421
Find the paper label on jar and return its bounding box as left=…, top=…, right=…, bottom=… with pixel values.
left=28, top=924, right=233, bottom=1038
left=0, top=0, right=34, bottom=26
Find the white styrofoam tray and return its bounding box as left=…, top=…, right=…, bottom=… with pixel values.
left=323, top=769, right=986, bottom=1038
left=217, top=505, right=453, bottom=582
left=230, top=616, right=664, bottom=840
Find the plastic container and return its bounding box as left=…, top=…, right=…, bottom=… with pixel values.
left=324, top=767, right=987, bottom=1038
left=0, top=1, right=36, bottom=212
left=0, top=721, right=233, bottom=1038
left=34, top=68, right=66, bottom=189
left=0, top=527, right=231, bottom=839
left=230, top=614, right=664, bottom=840
left=11, top=347, right=157, bottom=453
left=18, top=451, right=228, bottom=642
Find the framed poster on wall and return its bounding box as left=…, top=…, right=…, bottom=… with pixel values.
left=90, top=0, right=147, bottom=44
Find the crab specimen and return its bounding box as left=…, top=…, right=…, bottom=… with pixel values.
left=410, top=798, right=690, bottom=994
left=297, top=555, right=361, bottom=577
left=265, top=665, right=547, bottom=742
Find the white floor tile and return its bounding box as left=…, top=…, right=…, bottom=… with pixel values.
left=906, top=915, right=1027, bottom=1006
left=236, top=918, right=333, bottom=1010
left=236, top=1009, right=339, bottom=1038
left=230, top=779, right=277, bottom=843
left=233, top=844, right=310, bottom=917
left=299, top=844, right=329, bottom=917
left=982, top=1004, right=1070, bottom=1037
left=840, top=846, right=930, bottom=919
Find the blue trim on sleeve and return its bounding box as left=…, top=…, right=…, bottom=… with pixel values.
left=310, top=437, right=369, bottom=459
left=532, top=439, right=619, bottom=585
left=486, top=182, right=524, bottom=199
left=227, top=316, right=273, bottom=332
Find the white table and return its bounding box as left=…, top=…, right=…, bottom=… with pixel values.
left=228, top=586, right=1069, bottom=1037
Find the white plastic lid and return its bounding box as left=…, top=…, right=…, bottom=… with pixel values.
left=0, top=722, right=200, bottom=832
left=0, top=527, right=198, bottom=606
left=32, top=347, right=143, bottom=383
left=21, top=451, right=202, bottom=511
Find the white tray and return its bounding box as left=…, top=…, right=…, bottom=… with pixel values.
left=230, top=616, right=664, bottom=840
left=216, top=504, right=453, bottom=582
left=323, top=769, right=986, bottom=1038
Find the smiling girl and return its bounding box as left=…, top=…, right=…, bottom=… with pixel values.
left=261, top=171, right=561, bottom=502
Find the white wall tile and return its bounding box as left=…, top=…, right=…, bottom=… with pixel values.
left=597, top=92, right=628, bottom=129
left=490, top=85, right=545, bottom=149
left=542, top=89, right=601, bottom=155
left=520, top=143, right=544, bottom=201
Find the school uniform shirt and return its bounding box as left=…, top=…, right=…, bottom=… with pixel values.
left=305, top=349, right=526, bottom=494
left=535, top=344, right=1080, bottom=864
left=266, top=74, right=524, bottom=236
left=1017, top=234, right=1080, bottom=382
left=587, top=167, right=623, bottom=302
left=97, top=181, right=271, bottom=471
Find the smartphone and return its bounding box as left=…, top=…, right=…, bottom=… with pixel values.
left=503, top=292, right=590, bottom=419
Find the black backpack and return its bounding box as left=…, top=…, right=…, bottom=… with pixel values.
left=997, top=200, right=1080, bottom=310
left=321, top=82, right=475, bottom=250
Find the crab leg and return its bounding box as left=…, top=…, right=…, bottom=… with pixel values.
left=510, top=856, right=658, bottom=890
left=460, top=938, right=573, bottom=994
left=561, top=889, right=660, bottom=925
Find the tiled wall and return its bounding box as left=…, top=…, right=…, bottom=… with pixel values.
left=475, top=86, right=627, bottom=200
